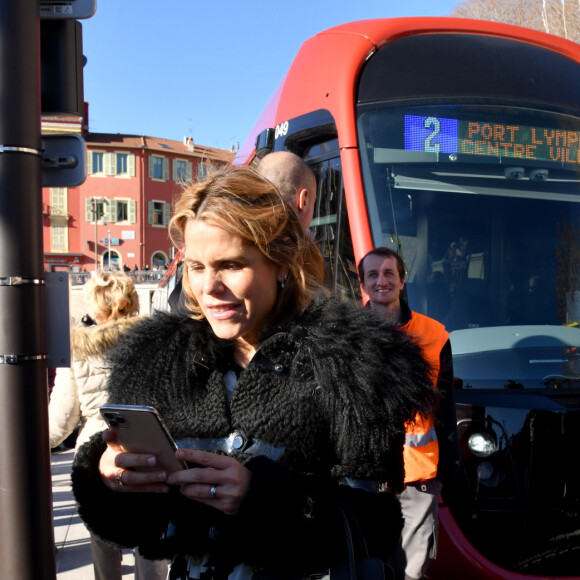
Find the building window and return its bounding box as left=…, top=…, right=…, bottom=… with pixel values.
left=197, top=161, right=217, bottom=179
left=117, top=154, right=128, bottom=175
left=85, top=197, right=109, bottom=223
left=152, top=202, right=163, bottom=224
left=103, top=249, right=121, bottom=270
left=152, top=251, right=168, bottom=269
left=176, top=160, right=186, bottom=181
left=107, top=152, right=135, bottom=177
left=87, top=151, right=135, bottom=177
left=95, top=199, right=106, bottom=221
left=98, top=199, right=136, bottom=224
left=116, top=200, right=128, bottom=222
left=148, top=200, right=170, bottom=226
left=95, top=200, right=106, bottom=222
left=173, top=158, right=192, bottom=182
left=92, top=152, right=104, bottom=174
left=51, top=224, right=68, bottom=252
left=153, top=157, right=163, bottom=178
left=148, top=155, right=169, bottom=181
left=50, top=187, right=68, bottom=216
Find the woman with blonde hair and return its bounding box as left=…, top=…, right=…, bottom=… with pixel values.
left=72, top=167, right=435, bottom=579
left=49, top=270, right=168, bottom=580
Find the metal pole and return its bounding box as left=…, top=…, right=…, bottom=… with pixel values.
left=0, top=1, right=56, bottom=578
left=108, top=229, right=111, bottom=269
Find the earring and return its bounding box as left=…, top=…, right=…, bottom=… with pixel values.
left=280, top=276, right=287, bottom=289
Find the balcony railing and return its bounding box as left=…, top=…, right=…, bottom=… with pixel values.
left=44, top=204, right=70, bottom=218
left=69, top=270, right=165, bottom=286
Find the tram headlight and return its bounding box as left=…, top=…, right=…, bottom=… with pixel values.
left=476, top=461, right=495, bottom=481
left=529, top=168, right=549, bottom=181
left=468, top=432, right=497, bottom=457
left=475, top=460, right=507, bottom=488
left=505, top=166, right=525, bottom=179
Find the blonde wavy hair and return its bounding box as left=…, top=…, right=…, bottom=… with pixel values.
left=169, top=166, right=325, bottom=323
left=84, top=270, right=139, bottom=322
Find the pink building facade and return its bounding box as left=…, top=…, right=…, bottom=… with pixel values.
left=42, top=129, right=234, bottom=272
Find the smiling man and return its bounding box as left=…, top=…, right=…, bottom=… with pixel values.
left=358, top=247, right=459, bottom=580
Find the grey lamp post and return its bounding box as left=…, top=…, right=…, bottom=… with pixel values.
left=92, top=196, right=108, bottom=270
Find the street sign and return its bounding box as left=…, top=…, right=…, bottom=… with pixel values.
left=40, top=0, right=97, bottom=19
left=99, top=238, right=121, bottom=246
left=41, top=134, right=86, bottom=187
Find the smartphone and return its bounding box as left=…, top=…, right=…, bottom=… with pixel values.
left=100, top=404, right=187, bottom=473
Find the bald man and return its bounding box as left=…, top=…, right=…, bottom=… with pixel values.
left=257, top=151, right=317, bottom=229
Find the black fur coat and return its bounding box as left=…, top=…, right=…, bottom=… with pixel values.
left=72, top=297, right=434, bottom=575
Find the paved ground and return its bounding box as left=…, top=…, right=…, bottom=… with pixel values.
left=51, top=447, right=137, bottom=579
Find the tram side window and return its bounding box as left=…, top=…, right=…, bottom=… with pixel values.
left=310, top=158, right=361, bottom=302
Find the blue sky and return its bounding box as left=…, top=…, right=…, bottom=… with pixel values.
left=82, top=0, right=459, bottom=151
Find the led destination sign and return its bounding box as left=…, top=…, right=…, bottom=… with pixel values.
left=405, top=114, right=580, bottom=165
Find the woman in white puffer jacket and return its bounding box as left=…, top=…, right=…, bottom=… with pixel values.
left=49, top=269, right=167, bottom=580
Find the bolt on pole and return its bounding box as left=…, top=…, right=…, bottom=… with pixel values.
left=0, top=1, right=56, bottom=578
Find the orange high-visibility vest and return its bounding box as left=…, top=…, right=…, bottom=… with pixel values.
left=399, top=311, right=449, bottom=483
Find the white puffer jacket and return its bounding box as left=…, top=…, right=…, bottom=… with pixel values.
left=48, top=316, right=142, bottom=450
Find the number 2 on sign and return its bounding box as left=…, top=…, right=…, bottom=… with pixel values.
left=424, top=117, right=442, bottom=152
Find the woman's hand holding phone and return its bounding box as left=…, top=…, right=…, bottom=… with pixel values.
left=100, top=404, right=187, bottom=471
left=167, top=448, right=252, bottom=515
left=100, top=428, right=172, bottom=493
left=98, top=404, right=252, bottom=511
left=99, top=404, right=187, bottom=493
left=99, top=434, right=252, bottom=512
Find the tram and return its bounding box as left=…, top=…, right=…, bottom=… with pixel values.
left=231, top=18, right=580, bottom=578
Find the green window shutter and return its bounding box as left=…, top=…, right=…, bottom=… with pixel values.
left=105, top=153, right=116, bottom=176
left=86, top=151, right=93, bottom=174
left=148, top=156, right=154, bottom=179
left=163, top=202, right=171, bottom=226
left=148, top=201, right=154, bottom=225
left=129, top=200, right=137, bottom=223
left=163, top=158, right=170, bottom=181
left=85, top=198, right=94, bottom=222
left=128, top=154, right=136, bottom=177
left=106, top=200, right=116, bottom=223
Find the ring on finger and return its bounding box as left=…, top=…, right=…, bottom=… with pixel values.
left=114, top=467, right=127, bottom=487
left=209, top=484, right=217, bottom=499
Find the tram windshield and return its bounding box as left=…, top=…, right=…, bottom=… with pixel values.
left=357, top=105, right=580, bottom=388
